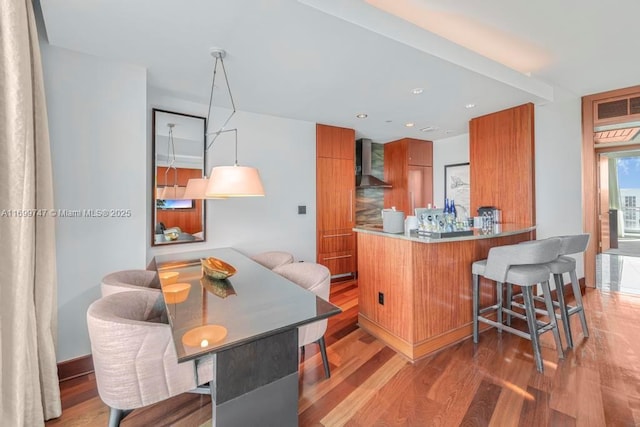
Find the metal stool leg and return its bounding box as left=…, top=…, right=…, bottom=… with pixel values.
left=569, top=269, right=589, bottom=338
left=505, top=283, right=512, bottom=326
left=541, top=280, right=565, bottom=360
left=553, top=273, right=573, bottom=349
left=521, top=286, right=544, bottom=373
left=496, top=280, right=503, bottom=332
left=472, top=273, right=480, bottom=343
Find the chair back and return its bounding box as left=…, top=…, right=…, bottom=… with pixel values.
left=251, top=251, right=294, bottom=270
left=484, top=238, right=561, bottom=283
left=87, top=291, right=212, bottom=411
left=100, top=269, right=160, bottom=297
left=273, top=262, right=330, bottom=346
left=558, top=233, right=590, bottom=255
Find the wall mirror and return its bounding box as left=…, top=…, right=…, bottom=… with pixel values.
left=152, top=109, right=206, bottom=246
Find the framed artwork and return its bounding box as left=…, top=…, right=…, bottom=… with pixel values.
left=444, top=162, right=470, bottom=218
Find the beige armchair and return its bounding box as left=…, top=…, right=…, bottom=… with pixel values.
left=100, top=269, right=160, bottom=297
left=273, top=262, right=332, bottom=378
left=87, top=291, right=213, bottom=426
left=250, top=251, right=294, bottom=270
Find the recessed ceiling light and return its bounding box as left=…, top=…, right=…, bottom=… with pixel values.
left=420, top=126, right=438, bottom=132
left=411, top=88, right=424, bottom=95
left=405, top=122, right=415, bottom=127
left=356, top=113, right=368, bottom=119
left=465, top=103, right=476, bottom=109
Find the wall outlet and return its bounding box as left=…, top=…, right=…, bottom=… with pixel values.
left=378, top=292, right=384, bottom=305
left=298, top=205, right=306, bottom=214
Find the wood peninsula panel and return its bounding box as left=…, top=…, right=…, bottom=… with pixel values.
left=469, top=103, right=535, bottom=225
left=156, top=167, right=203, bottom=234
left=357, top=229, right=532, bottom=362
left=357, top=232, right=413, bottom=342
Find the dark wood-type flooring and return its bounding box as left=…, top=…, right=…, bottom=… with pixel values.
left=46, top=281, right=640, bottom=426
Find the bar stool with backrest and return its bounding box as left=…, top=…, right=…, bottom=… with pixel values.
left=472, top=238, right=564, bottom=373
left=506, top=234, right=590, bottom=349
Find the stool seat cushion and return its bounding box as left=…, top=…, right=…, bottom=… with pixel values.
left=546, top=255, right=576, bottom=274
left=472, top=260, right=487, bottom=275
left=505, top=264, right=551, bottom=286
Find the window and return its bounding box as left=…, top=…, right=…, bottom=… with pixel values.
left=624, top=195, right=637, bottom=229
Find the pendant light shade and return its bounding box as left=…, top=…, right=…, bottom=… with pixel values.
left=183, top=178, right=208, bottom=199
left=160, top=185, right=187, bottom=200
left=206, top=165, right=265, bottom=198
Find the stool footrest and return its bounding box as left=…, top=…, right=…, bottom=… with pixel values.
left=478, top=316, right=532, bottom=341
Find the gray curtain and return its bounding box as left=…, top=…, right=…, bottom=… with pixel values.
left=0, top=0, right=61, bottom=424
left=608, top=158, right=624, bottom=236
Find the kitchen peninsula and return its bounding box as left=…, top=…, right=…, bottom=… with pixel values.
left=354, top=224, right=535, bottom=362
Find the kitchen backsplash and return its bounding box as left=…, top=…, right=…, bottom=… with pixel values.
left=356, top=142, right=384, bottom=224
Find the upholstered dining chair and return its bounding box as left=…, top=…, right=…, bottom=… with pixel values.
left=87, top=291, right=213, bottom=427
left=100, top=269, right=161, bottom=297
left=273, top=262, right=332, bottom=378
left=250, top=251, right=294, bottom=270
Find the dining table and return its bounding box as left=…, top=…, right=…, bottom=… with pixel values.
left=149, top=247, right=341, bottom=427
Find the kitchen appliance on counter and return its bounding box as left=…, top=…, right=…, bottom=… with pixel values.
left=477, top=206, right=501, bottom=226
left=382, top=208, right=405, bottom=233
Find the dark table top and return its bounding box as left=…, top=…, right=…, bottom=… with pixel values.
left=152, top=247, right=341, bottom=362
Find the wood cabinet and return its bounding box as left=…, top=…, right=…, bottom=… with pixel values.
left=316, top=124, right=356, bottom=276
left=383, top=138, right=433, bottom=216
left=469, top=103, right=535, bottom=225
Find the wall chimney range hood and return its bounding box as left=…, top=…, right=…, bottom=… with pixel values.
left=355, top=139, right=391, bottom=188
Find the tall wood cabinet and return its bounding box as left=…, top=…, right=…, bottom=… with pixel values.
left=316, top=124, right=356, bottom=277
left=383, top=138, right=433, bottom=216
left=469, top=103, right=535, bottom=225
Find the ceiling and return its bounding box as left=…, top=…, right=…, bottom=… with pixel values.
left=38, top=0, right=640, bottom=143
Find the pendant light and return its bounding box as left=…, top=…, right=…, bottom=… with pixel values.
left=159, top=123, right=187, bottom=199
left=203, top=48, right=265, bottom=198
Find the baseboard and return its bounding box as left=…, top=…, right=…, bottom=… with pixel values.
left=57, top=354, right=94, bottom=382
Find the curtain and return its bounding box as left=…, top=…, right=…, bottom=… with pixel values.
left=608, top=157, right=624, bottom=237
left=0, top=0, right=61, bottom=424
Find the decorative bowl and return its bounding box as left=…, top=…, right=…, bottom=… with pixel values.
left=201, top=257, right=237, bottom=280
left=201, top=276, right=237, bottom=299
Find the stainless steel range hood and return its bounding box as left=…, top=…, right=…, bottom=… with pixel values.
left=355, top=139, right=391, bottom=188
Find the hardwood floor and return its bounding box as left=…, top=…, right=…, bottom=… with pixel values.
left=47, top=281, right=640, bottom=426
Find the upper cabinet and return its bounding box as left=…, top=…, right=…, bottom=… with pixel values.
left=469, top=103, right=535, bottom=225
left=316, top=125, right=355, bottom=160
left=384, top=138, right=433, bottom=215
left=316, top=124, right=357, bottom=277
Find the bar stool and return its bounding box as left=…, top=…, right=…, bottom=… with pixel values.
left=507, top=234, right=590, bottom=349
left=472, top=238, right=564, bottom=373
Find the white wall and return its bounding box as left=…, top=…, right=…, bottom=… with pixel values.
left=534, top=91, right=584, bottom=277
left=433, top=133, right=470, bottom=207
left=147, top=90, right=317, bottom=263
left=41, top=44, right=148, bottom=361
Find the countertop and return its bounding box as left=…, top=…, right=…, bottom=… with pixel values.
left=353, top=223, right=536, bottom=244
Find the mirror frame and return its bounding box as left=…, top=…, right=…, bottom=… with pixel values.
left=151, top=108, right=207, bottom=246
